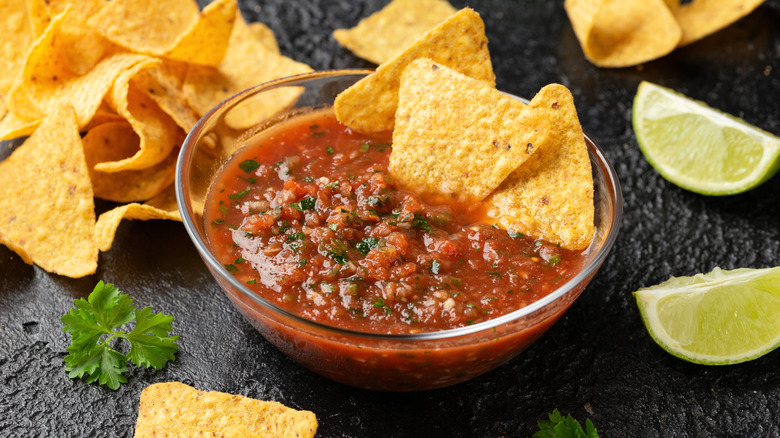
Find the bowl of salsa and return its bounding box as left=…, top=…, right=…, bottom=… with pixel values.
left=176, top=70, right=622, bottom=391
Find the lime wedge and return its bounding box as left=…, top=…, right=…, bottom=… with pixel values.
left=634, top=266, right=780, bottom=365
left=632, top=81, right=780, bottom=195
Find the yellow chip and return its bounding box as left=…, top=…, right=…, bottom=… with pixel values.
left=97, top=59, right=182, bottom=172
left=0, top=111, right=41, bottom=141
left=182, top=12, right=311, bottom=130
left=26, top=0, right=109, bottom=75
left=5, top=8, right=150, bottom=128
left=0, top=0, right=33, bottom=95
left=247, top=21, right=280, bottom=54
left=390, top=59, right=550, bottom=202
left=132, top=62, right=201, bottom=132
left=564, top=0, right=681, bottom=67
left=87, top=0, right=200, bottom=56
left=334, top=8, right=495, bottom=133
left=163, top=0, right=237, bottom=66
left=333, top=0, right=456, bottom=65
left=83, top=122, right=177, bottom=203
left=0, top=95, right=7, bottom=122
left=485, top=84, right=595, bottom=250
left=96, top=203, right=181, bottom=252
left=133, top=382, right=318, bottom=438
left=668, top=0, right=767, bottom=46
left=0, top=105, right=97, bottom=277
left=144, top=184, right=181, bottom=217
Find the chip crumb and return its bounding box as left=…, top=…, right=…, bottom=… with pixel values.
left=133, top=382, right=318, bottom=438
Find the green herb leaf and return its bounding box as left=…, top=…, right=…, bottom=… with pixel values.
left=228, top=187, right=250, bottom=199
left=326, top=145, right=334, bottom=155
left=533, top=409, right=599, bottom=438
left=356, top=237, right=379, bottom=255
left=412, top=213, right=431, bottom=232
left=238, top=159, right=260, bottom=173
left=431, top=259, right=441, bottom=275
left=300, top=196, right=316, bottom=210
left=61, top=281, right=178, bottom=390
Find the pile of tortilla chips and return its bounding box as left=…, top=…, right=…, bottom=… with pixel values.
left=134, top=382, right=318, bottom=438
left=564, top=0, right=767, bottom=67
left=0, top=0, right=311, bottom=278
left=335, top=8, right=595, bottom=250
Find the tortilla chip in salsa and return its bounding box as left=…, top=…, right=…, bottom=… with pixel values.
left=485, top=84, right=595, bottom=250
left=334, top=7, right=495, bottom=133
left=390, top=58, right=550, bottom=203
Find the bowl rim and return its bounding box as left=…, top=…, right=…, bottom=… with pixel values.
left=176, top=69, right=623, bottom=342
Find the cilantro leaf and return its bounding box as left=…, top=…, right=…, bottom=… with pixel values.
left=61, top=281, right=178, bottom=390
left=532, top=409, right=599, bottom=438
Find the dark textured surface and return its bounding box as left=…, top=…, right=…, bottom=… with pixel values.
left=2, top=1, right=780, bottom=436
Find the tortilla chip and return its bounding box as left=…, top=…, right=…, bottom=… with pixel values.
left=0, top=0, right=33, bottom=95
left=182, top=11, right=311, bottom=130
left=132, top=382, right=318, bottom=438
left=669, top=0, right=767, bottom=46
left=83, top=122, right=177, bottom=202
left=96, top=203, right=181, bottom=252
left=26, top=0, right=109, bottom=75
left=247, top=21, right=280, bottom=54
left=485, top=84, right=595, bottom=250
left=81, top=103, right=125, bottom=132
left=164, top=0, right=237, bottom=66
left=132, top=62, right=200, bottom=132
left=389, top=59, right=549, bottom=202
left=564, top=0, right=681, bottom=67
left=0, top=105, right=97, bottom=277
left=333, top=0, right=456, bottom=65
left=334, top=8, right=494, bottom=133
left=145, top=185, right=181, bottom=217
left=97, top=59, right=182, bottom=172
left=0, top=110, right=40, bottom=140
left=0, top=95, right=7, bottom=123
left=5, top=8, right=150, bottom=127
left=87, top=0, right=200, bottom=56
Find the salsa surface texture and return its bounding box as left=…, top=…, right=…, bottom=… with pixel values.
left=204, top=109, right=586, bottom=334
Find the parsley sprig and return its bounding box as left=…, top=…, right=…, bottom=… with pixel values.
left=61, top=281, right=179, bottom=390
left=532, top=409, right=599, bottom=438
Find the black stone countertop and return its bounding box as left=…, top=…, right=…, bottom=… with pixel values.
left=2, top=1, right=780, bottom=437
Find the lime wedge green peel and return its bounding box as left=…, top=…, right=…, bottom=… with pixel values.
left=635, top=266, right=780, bottom=365
left=632, top=81, right=780, bottom=195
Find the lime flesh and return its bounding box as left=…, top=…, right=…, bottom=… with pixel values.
left=632, top=81, right=780, bottom=195
left=635, top=266, right=780, bottom=365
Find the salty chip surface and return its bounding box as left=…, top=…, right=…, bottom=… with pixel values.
left=564, top=0, right=681, bottom=67
left=668, top=0, right=767, bottom=46
left=333, top=0, right=456, bottom=64
left=0, top=106, right=97, bottom=277
left=334, top=8, right=494, bottom=133
left=390, top=59, right=549, bottom=202
left=486, top=84, right=595, bottom=250
left=133, top=382, right=317, bottom=438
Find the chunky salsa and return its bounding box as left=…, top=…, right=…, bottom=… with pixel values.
left=204, top=109, right=586, bottom=334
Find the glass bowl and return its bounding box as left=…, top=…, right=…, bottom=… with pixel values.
left=176, top=70, right=622, bottom=391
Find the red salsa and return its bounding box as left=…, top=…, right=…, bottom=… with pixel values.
left=204, top=109, right=585, bottom=334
